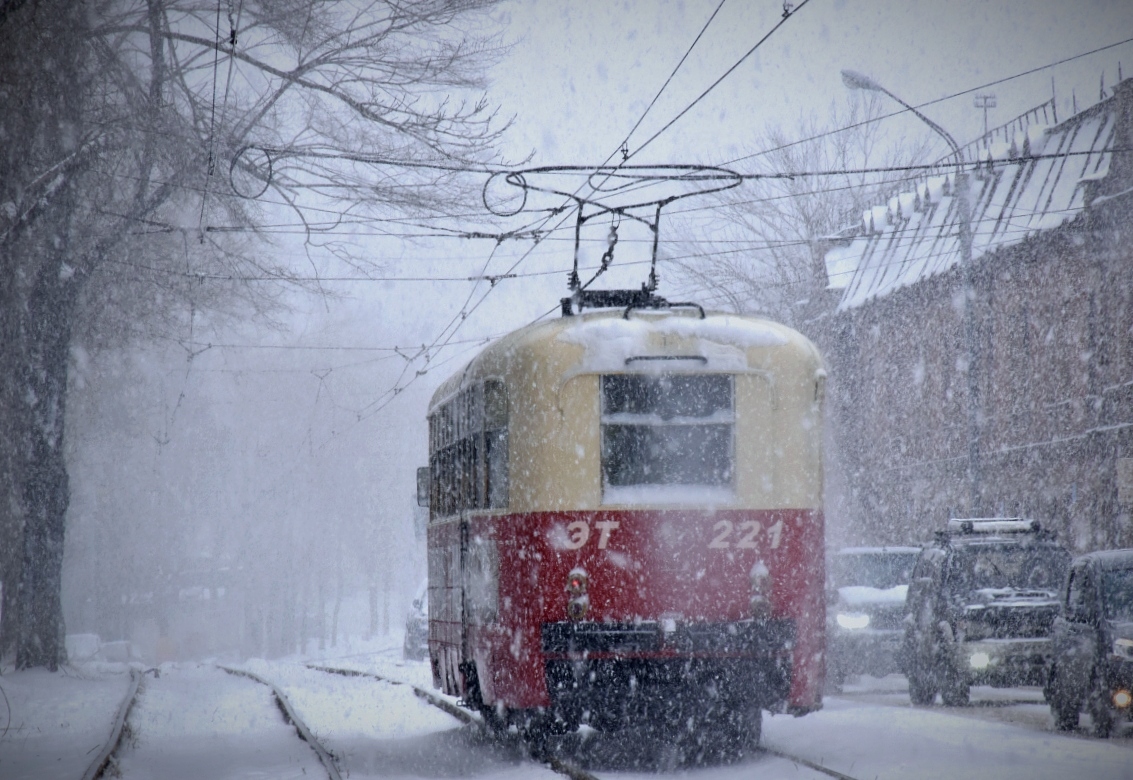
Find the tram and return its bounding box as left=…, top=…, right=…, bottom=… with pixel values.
left=419, top=287, right=826, bottom=747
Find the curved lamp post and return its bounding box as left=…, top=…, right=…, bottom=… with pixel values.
left=841, top=69, right=981, bottom=515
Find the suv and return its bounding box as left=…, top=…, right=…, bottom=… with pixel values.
left=903, top=518, right=1070, bottom=706
left=826, top=546, right=920, bottom=690
left=1047, top=549, right=1133, bottom=736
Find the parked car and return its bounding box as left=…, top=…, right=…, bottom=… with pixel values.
left=826, top=546, right=919, bottom=690
left=903, top=518, right=1071, bottom=706
left=403, top=580, right=429, bottom=660
left=1047, top=549, right=1133, bottom=736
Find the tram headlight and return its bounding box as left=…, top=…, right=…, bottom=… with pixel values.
left=1113, top=689, right=1133, bottom=709
left=969, top=652, right=991, bottom=670
left=566, top=568, right=589, bottom=621
left=566, top=569, right=588, bottom=596
left=835, top=612, right=870, bottom=630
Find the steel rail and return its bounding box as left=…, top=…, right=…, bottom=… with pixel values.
left=81, top=667, right=143, bottom=780
left=218, top=665, right=343, bottom=780
left=306, top=663, right=600, bottom=780
left=761, top=746, right=863, bottom=780
left=307, top=663, right=865, bottom=780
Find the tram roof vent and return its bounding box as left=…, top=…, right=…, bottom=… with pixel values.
left=561, top=288, right=705, bottom=319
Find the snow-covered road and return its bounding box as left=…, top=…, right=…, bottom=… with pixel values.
left=763, top=695, right=1132, bottom=780
left=2, top=659, right=1130, bottom=780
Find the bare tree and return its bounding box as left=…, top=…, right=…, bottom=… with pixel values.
left=1, top=0, right=508, bottom=668
left=669, top=95, right=930, bottom=327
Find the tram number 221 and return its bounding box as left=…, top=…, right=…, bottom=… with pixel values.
left=560, top=518, right=784, bottom=551
left=708, top=519, right=784, bottom=550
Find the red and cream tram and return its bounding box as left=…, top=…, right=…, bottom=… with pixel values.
left=420, top=292, right=826, bottom=746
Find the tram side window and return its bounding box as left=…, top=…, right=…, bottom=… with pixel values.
left=601, top=374, right=734, bottom=490
left=429, top=380, right=508, bottom=517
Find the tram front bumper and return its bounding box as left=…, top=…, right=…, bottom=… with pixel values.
left=541, top=619, right=795, bottom=717
left=541, top=617, right=794, bottom=656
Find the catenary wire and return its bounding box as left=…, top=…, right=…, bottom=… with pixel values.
left=610, top=0, right=729, bottom=161
left=108, top=207, right=1093, bottom=281
left=720, top=34, right=1133, bottom=168
left=625, top=0, right=813, bottom=161
left=111, top=24, right=1130, bottom=437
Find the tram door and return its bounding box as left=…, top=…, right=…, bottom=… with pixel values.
left=428, top=515, right=466, bottom=697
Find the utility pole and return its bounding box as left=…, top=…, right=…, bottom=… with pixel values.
left=842, top=69, right=981, bottom=515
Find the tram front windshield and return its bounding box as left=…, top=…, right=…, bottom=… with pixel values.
left=600, top=373, right=734, bottom=488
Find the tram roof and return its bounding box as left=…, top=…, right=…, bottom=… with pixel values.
left=428, top=307, right=820, bottom=414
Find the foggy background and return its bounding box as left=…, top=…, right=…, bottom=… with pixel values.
left=52, top=0, right=1133, bottom=663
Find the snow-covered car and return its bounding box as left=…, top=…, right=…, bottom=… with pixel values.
left=402, top=580, right=428, bottom=660
left=826, top=546, right=919, bottom=690
left=1048, top=548, right=1133, bottom=736
left=903, top=518, right=1071, bottom=706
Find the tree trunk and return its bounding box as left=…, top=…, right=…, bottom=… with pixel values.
left=16, top=238, right=80, bottom=670
left=1, top=0, right=89, bottom=671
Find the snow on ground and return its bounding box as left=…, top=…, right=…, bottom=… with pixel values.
left=242, top=658, right=560, bottom=779
left=837, top=674, right=1133, bottom=744
left=767, top=677, right=1133, bottom=780
left=243, top=658, right=454, bottom=741
left=308, top=643, right=445, bottom=692
left=4, top=642, right=1133, bottom=780
left=114, top=663, right=325, bottom=780
left=0, top=664, right=132, bottom=780
left=547, top=724, right=834, bottom=779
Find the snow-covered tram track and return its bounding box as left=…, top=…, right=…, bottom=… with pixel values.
left=81, top=667, right=143, bottom=780
left=759, top=747, right=861, bottom=780
left=217, top=665, right=344, bottom=780
left=306, top=663, right=601, bottom=780
left=306, top=663, right=864, bottom=780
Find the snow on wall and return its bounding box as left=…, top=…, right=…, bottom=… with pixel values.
left=828, top=95, right=1119, bottom=311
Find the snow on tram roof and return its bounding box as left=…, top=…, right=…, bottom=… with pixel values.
left=557, top=311, right=793, bottom=374
left=428, top=308, right=817, bottom=410
left=557, top=310, right=791, bottom=349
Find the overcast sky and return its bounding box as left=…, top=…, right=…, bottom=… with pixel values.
left=492, top=0, right=1132, bottom=166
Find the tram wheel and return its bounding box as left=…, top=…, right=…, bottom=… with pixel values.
left=478, top=702, right=509, bottom=736
left=723, top=704, right=762, bottom=754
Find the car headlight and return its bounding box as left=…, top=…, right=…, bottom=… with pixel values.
left=969, top=652, right=991, bottom=670
left=1113, top=638, right=1133, bottom=661
left=836, top=612, right=870, bottom=630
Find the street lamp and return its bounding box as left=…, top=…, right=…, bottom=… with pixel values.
left=841, top=69, right=981, bottom=515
